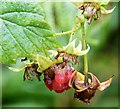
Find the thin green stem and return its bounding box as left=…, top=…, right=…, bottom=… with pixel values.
left=54, top=30, right=72, bottom=37
left=69, top=29, right=75, bottom=42
left=81, top=22, right=88, bottom=85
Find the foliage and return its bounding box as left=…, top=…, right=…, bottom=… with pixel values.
left=0, top=2, right=60, bottom=64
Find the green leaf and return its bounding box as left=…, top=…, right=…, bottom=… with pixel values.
left=0, top=2, right=60, bottom=64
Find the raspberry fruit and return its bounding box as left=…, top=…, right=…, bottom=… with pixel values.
left=45, top=78, right=53, bottom=91
left=55, top=74, right=66, bottom=84
left=44, top=52, right=77, bottom=93
left=52, top=80, right=65, bottom=93
left=44, top=64, right=74, bottom=93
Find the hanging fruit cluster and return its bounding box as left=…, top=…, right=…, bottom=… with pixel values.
left=12, top=39, right=113, bottom=104
left=9, top=0, right=115, bottom=104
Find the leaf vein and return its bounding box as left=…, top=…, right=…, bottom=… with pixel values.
left=3, top=21, right=28, bottom=55
left=2, top=19, right=50, bottom=30
left=1, top=12, right=44, bottom=19
left=23, top=28, right=42, bottom=51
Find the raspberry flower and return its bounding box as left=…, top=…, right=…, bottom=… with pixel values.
left=72, top=0, right=115, bottom=24
left=69, top=71, right=113, bottom=103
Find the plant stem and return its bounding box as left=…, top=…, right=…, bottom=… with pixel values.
left=54, top=30, right=72, bottom=37
left=81, top=22, right=88, bottom=85
left=69, top=30, right=75, bottom=42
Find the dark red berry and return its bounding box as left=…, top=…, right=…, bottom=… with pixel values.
left=44, top=52, right=76, bottom=93
left=55, top=74, right=66, bottom=84
left=45, top=79, right=53, bottom=91
left=44, top=65, right=74, bottom=93
left=52, top=80, right=65, bottom=93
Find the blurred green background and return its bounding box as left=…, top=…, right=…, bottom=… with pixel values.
left=1, top=2, right=119, bottom=107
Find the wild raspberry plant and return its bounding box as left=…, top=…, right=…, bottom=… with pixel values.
left=1, top=0, right=115, bottom=104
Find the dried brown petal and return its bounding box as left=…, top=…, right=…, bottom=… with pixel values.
left=44, top=67, right=55, bottom=80
left=55, top=52, right=78, bottom=64
left=72, top=72, right=113, bottom=103
left=87, top=72, right=100, bottom=90
left=69, top=71, right=84, bottom=88
left=74, top=88, right=96, bottom=104
left=69, top=71, right=76, bottom=87
left=24, top=63, right=42, bottom=81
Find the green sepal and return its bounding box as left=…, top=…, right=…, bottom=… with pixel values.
left=101, top=6, right=116, bottom=14
left=58, top=39, right=90, bottom=56
left=36, top=54, right=63, bottom=72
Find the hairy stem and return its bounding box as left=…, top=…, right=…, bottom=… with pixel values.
left=81, top=22, right=88, bottom=85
